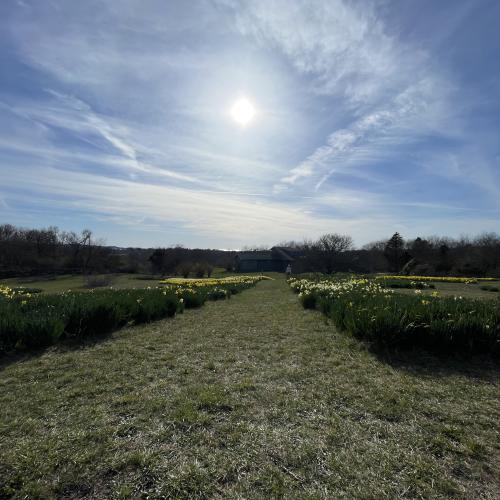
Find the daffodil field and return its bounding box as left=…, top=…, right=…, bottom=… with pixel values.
left=159, top=276, right=272, bottom=307
left=0, top=276, right=269, bottom=354
left=376, top=275, right=497, bottom=284
left=3, top=272, right=497, bottom=356
left=376, top=279, right=436, bottom=290
left=289, top=277, right=500, bottom=355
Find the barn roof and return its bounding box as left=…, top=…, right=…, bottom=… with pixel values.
left=236, top=251, right=274, bottom=261
left=236, top=248, right=295, bottom=262
left=271, top=247, right=296, bottom=261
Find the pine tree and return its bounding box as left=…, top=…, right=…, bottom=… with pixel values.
left=384, top=232, right=405, bottom=272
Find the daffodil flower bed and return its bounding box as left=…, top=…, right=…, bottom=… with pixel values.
left=0, top=285, right=182, bottom=353
left=159, top=275, right=272, bottom=287
left=159, top=275, right=272, bottom=307
left=289, top=278, right=500, bottom=355
left=376, top=275, right=497, bottom=284
left=377, top=279, right=436, bottom=290
left=0, top=276, right=269, bottom=354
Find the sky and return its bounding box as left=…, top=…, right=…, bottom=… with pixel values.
left=1, top=0, right=499, bottom=248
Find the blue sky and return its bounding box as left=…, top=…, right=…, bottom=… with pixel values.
left=1, top=0, right=499, bottom=248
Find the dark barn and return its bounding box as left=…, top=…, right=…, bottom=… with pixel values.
left=234, top=247, right=298, bottom=273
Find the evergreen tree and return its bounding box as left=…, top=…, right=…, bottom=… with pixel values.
left=384, top=232, right=405, bottom=272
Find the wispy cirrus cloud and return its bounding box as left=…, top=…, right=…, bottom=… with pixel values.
left=277, top=77, right=457, bottom=191
left=3, top=164, right=497, bottom=248
left=0, top=165, right=343, bottom=244
left=1, top=0, right=499, bottom=247
left=1, top=92, right=206, bottom=185
left=227, top=0, right=410, bottom=105
left=226, top=0, right=462, bottom=195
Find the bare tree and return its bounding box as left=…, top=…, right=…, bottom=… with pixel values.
left=316, top=233, right=354, bottom=274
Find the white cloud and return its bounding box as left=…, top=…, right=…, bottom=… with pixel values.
left=228, top=0, right=416, bottom=105
left=3, top=161, right=497, bottom=247
left=0, top=166, right=348, bottom=244
left=277, top=77, right=456, bottom=190
left=2, top=0, right=498, bottom=247
left=229, top=0, right=459, bottom=193
left=419, top=152, right=500, bottom=204
left=223, top=0, right=466, bottom=195
left=1, top=93, right=205, bottom=185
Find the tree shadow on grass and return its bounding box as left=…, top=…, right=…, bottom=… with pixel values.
left=0, top=331, right=120, bottom=372
left=368, top=344, right=500, bottom=382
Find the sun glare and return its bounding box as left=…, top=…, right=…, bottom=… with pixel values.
left=230, top=97, right=256, bottom=126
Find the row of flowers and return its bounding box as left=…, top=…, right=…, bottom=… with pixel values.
left=159, top=275, right=272, bottom=287
left=375, top=275, right=497, bottom=284
left=0, top=285, right=35, bottom=300
left=289, top=277, right=500, bottom=355
left=0, top=276, right=269, bottom=354
left=159, top=275, right=271, bottom=307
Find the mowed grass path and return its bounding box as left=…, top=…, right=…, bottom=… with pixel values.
left=1, top=278, right=499, bottom=498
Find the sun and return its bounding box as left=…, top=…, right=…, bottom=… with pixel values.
left=230, top=97, right=256, bottom=126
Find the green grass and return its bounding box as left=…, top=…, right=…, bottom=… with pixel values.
left=1, top=278, right=499, bottom=498
left=0, top=269, right=238, bottom=295
left=0, top=274, right=160, bottom=294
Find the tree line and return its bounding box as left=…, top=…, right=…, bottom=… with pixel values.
left=281, top=231, right=500, bottom=277
left=0, top=225, right=117, bottom=277
left=1, top=223, right=499, bottom=278
left=0, top=224, right=234, bottom=278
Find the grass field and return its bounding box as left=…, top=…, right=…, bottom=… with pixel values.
left=2, top=272, right=498, bottom=300
left=0, top=269, right=232, bottom=294
left=0, top=274, right=159, bottom=294
left=1, top=277, right=499, bottom=498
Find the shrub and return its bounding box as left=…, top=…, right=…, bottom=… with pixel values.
left=192, top=263, right=206, bottom=278
left=176, top=262, right=192, bottom=278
